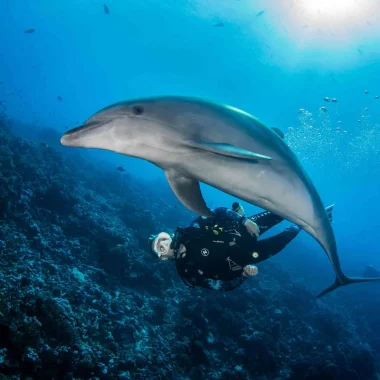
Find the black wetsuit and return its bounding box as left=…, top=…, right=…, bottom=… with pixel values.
left=171, top=207, right=300, bottom=291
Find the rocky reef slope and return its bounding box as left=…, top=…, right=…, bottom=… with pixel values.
left=0, top=119, right=378, bottom=379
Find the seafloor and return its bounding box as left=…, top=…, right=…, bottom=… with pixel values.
left=0, top=118, right=379, bottom=380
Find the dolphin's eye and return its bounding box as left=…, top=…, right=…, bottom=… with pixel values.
left=132, top=105, right=144, bottom=115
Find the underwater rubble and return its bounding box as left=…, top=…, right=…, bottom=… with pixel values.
left=0, top=118, right=379, bottom=379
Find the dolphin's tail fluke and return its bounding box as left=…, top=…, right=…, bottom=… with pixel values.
left=316, top=275, right=380, bottom=298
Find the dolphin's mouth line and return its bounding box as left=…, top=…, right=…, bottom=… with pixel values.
left=65, top=115, right=183, bottom=141
left=64, top=120, right=111, bottom=137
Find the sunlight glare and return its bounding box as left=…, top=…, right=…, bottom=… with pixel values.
left=284, top=0, right=378, bottom=47
left=299, top=0, right=357, bottom=14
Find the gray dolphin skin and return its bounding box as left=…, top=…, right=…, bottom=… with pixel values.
left=61, top=96, right=380, bottom=297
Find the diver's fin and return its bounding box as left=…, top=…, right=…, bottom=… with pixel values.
left=185, top=140, right=272, bottom=161
left=316, top=275, right=380, bottom=298
left=164, top=169, right=213, bottom=217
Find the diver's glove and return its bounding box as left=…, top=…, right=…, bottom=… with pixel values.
left=242, top=265, right=259, bottom=277
left=243, top=219, right=260, bottom=238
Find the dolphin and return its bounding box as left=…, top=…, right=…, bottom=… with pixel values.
left=61, top=96, right=380, bottom=297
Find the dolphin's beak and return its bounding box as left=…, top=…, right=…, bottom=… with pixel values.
left=60, top=127, right=84, bottom=147
left=60, top=121, right=107, bottom=147
left=60, top=133, right=75, bottom=146
left=61, top=125, right=84, bottom=146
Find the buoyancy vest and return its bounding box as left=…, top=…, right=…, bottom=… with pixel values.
left=172, top=218, right=257, bottom=282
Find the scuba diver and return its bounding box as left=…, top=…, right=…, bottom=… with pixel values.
left=148, top=202, right=334, bottom=291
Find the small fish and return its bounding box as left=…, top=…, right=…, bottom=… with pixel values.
left=24, top=28, right=35, bottom=34
left=357, top=48, right=363, bottom=55
left=40, top=142, right=48, bottom=147
left=320, top=107, right=328, bottom=113
left=367, top=21, right=372, bottom=26
left=375, top=96, right=379, bottom=99
left=256, top=10, right=265, bottom=17
left=117, top=166, right=126, bottom=172
left=104, top=4, right=109, bottom=14
left=331, top=98, right=337, bottom=103
left=214, top=22, right=224, bottom=27
left=324, top=97, right=330, bottom=102
left=57, top=96, right=62, bottom=101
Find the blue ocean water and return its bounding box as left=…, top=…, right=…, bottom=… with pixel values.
left=1, top=0, right=380, bottom=378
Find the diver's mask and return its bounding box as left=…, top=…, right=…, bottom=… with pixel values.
left=232, top=202, right=246, bottom=216
left=149, top=232, right=173, bottom=260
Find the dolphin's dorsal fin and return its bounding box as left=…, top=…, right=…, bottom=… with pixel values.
left=165, top=169, right=214, bottom=217
left=185, top=140, right=272, bottom=161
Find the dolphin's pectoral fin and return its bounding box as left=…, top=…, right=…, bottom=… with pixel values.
left=164, top=169, right=214, bottom=217
left=185, top=140, right=272, bottom=161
